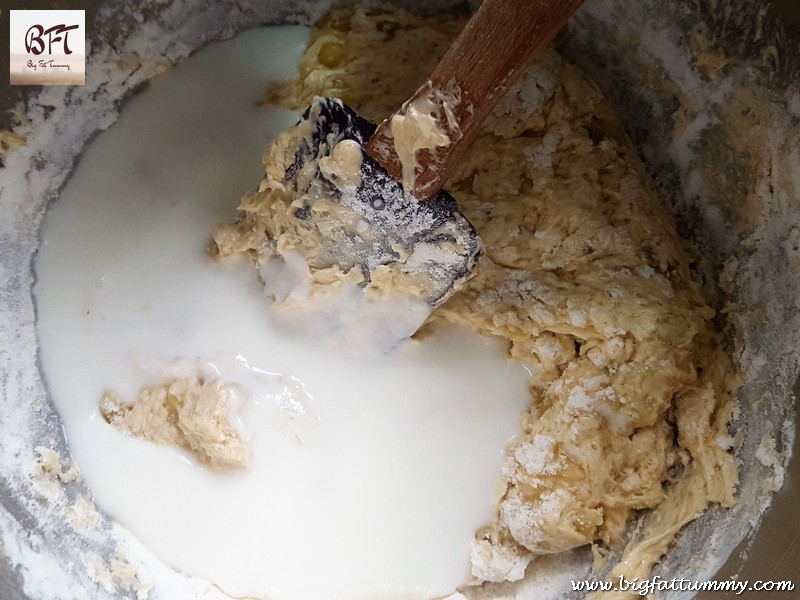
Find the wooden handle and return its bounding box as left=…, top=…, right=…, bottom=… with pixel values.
left=366, top=0, right=584, bottom=199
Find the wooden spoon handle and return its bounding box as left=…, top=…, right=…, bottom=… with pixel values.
left=365, top=0, right=584, bottom=199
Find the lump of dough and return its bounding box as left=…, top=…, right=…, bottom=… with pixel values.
left=217, top=4, right=739, bottom=590
left=100, top=378, right=251, bottom=471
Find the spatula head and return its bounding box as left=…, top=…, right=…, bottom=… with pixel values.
left=279, top=97, right=482, bottom=307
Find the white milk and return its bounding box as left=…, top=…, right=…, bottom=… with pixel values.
left=34, top=27, right=532, bottom=600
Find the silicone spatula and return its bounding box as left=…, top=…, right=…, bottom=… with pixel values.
left=279, top=0, right=584, bottom=309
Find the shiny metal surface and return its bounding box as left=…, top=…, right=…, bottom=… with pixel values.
left=0, top=0, right=797, bottom=598
left=703, top=376, right=799, bottom=599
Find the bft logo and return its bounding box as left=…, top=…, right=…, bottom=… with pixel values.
left=25, top=23, right=81, bottom=56
left=10, top=10, right=86, bottom=85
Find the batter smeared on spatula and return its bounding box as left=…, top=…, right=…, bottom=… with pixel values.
left=279, top=98, right=481, bottom=305
left=213, top=98, right=482, bottom=350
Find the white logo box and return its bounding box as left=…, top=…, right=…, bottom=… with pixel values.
left=10, top=10, right=86, bottom=85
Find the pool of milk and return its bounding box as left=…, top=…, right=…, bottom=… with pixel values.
left=34, top=26, right=533, bottom=600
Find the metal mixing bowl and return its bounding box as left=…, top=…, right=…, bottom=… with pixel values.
left=1, top=1, right=797, bottom=598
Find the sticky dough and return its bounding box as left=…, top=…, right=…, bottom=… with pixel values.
left=213, top=6, right=738, bottom=590
left=100, top=379, right=251, bottom=470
